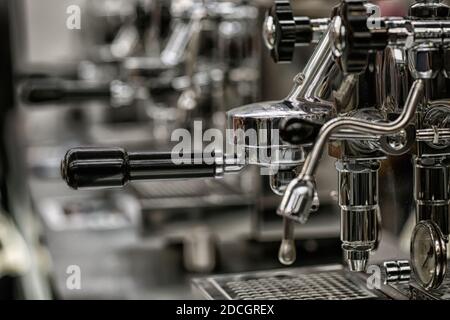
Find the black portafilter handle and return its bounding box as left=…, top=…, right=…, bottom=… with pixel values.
left=61, top=147, right=223, bottom=190
left=21, top=79, right=111, bottom=104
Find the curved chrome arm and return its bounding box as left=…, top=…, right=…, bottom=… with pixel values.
left=286, top=26, right=336, bottom=106
left=278, top=79, right=425, bottom=221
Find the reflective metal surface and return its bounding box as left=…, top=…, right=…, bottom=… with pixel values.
left=193, top=265, right=388, bottom=300
left=337, top=161, right=380, bottom=272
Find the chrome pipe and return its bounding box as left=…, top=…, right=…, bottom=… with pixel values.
left=414, top=157, right=450, bottom=240
left=278, top=79, right=425, bottom=220
left=337, top=160, right=380, bottom=272
left=286, top=27, right=335, bottom=106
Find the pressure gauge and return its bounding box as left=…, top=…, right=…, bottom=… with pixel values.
left=410, top=220, right=447, bottom=290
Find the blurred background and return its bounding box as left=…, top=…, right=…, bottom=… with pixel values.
left=0, top=0, right=414, bottom=299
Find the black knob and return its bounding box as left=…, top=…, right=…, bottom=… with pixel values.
left=263, top=1, right=313, bottom=63
left=280, top=118, right=322, bottom=145
left=61, top=147, right=220, bottom=189
left=333, top=0, right=388, bottom=74
left=21, top=79, right=111, bottom=104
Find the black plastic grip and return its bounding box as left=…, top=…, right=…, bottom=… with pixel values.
left=280, top=117, right=322, bottom=145
left=61, top=147, right=220, bottom=189
left=21, top=79, right=111, bottom=104
left=266, top=1, right=313, bottom=63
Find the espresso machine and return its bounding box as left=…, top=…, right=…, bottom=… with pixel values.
left=15, top=0, right=274, bottom=299
left=58, top=0, right=450, bottom=300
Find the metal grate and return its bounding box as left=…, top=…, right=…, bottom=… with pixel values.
left=222, top=271, right=376, bottom=300
left=132, top=179, right=240, bottom=198
left=131, top=179, right=254, bottom=210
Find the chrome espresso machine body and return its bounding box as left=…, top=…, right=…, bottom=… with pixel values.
left=59, top=0, right=450, bottom=299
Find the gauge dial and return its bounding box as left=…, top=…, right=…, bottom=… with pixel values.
left=411, top=221, right=447, bottom=290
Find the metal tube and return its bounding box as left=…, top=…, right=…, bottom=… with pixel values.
left=414, top=157, right=450, bottom=240
left=286, top=27, right=335, bottom=105
left=278, top=79, right=424, bottom=219
left=278, top=218, right=296, bottom=265
left=337, top=160, right=380, bottom=272
left=303, top=79, right=424, bottom=177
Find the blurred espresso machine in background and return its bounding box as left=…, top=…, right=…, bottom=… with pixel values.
left=56, top=0, right=450, bottom=300
left=17, top=0, right=280, bottom=299
left=5, top=0, right=450, bottom=301
left=9, top=0, right=346, bottom=299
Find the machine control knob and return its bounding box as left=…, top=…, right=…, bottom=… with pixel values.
left=263, top=1, right=313, bottom=63
left=332, top=0, right=387, bottom=74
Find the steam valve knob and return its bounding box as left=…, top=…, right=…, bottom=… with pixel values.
left=263, top=1, right=313, bottom=63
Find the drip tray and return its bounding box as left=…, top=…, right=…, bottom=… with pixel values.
left=193, top=265, right=389, bottom=300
